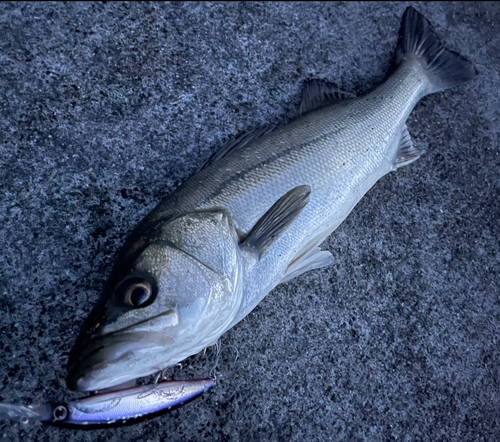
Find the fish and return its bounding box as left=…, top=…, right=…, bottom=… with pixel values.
left=66, top=7, right=477, bottom=392
left=0, top=378, right=214, bottom=428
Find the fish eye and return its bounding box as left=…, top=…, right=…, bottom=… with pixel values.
left=53, top=405, right=68, bottom=421
left=123, top=281, right=152, bottom=307
left=116, top=275, right=157, bottom=308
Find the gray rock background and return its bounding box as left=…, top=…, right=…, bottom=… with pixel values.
left=0, top=1, right=498, bottom=441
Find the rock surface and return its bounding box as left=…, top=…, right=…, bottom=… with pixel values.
left=0, top=2, right=498, bottom=441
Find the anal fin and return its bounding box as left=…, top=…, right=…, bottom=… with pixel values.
left=393, top=125, right=425, bottom=169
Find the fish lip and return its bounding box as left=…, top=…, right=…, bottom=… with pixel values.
left=66, top=311, right=176, bottom=391
left=68, top=311, right=173, bottom=371
left=66, top=334, right=163, bottom=391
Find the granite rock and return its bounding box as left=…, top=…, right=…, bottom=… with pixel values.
left=0, top=2, right=499, bottom=441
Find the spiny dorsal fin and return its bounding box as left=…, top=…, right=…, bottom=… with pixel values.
left=242, top=185, right=311, bottom=258
left=297, top=80, right=356, bottom=116
left=200, top=80, right=355, bottom=171
left=199, top=124, right=279, bottom=172
left=393, top=125, right=425, bottom=169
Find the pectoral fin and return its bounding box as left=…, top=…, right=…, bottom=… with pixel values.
left=241, top=185, right=311, bottom=258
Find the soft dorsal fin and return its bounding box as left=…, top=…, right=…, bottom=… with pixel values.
left=296, top=80, right=356, bottom=116
left=393, top=125, right=425, bottom=169
left=241, top=185, right=311, bottom=258
left=199, top=124, right=279, bottom=172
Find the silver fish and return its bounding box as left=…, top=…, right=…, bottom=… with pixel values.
left=66, top=7, right=476, bottom=391
left=0, top=379, right=214, bottom=427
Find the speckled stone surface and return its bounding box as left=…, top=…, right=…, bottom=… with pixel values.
left=0, top=2, right=499, bottom=441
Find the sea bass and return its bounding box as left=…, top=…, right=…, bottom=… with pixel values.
left=67, top=7, right=477, bottom=391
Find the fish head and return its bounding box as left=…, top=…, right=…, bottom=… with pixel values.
left=67, top=210, right=243, bottom=391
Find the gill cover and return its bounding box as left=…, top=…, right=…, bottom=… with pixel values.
left=142, top=209, right=245, bottom=345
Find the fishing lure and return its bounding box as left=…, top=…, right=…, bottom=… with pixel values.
left=0, top=378, right=214, bottom=428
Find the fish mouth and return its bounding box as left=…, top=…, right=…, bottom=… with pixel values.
left=66, top=332, right=171, bottom=391
left=67, top=311, right=178, bottom=392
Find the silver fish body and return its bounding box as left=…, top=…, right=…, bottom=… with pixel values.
left=67, top=7, right=477, bottom=392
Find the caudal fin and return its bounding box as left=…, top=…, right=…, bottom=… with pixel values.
left=396, top=7, right=477, bottom=93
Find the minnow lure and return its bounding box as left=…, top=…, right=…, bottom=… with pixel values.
left=0, top=378, right=214, bottom=428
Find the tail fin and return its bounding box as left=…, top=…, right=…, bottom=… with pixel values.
left=396, top=7, right=477, bottom=93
